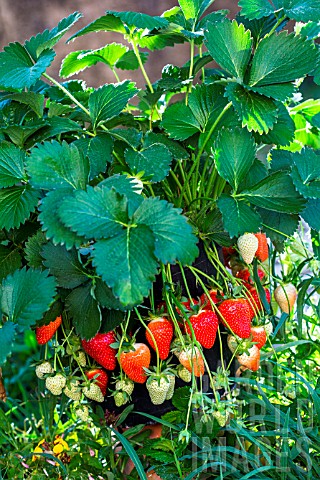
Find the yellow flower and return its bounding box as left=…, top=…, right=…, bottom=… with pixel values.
left=32, top=445, right=43, bottom=462
left=53, top=443, right=64, bottom=455
left=54, top=436, right=69, bottom=450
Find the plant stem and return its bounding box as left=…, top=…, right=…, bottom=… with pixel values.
left=43, top=73, right=90, bottom=117
left=135, top=308, right=160, bottom=375
left=267, top=15, right=286, bottom=37
left=195, top=101, right=232, bottom=164
left=131, top=39, right=154, bottom=94
left=111, top=68, right=121, bottom=82
left=185, top=39, right=195, bottom=105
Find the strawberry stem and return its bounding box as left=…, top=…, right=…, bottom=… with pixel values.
left=134, top=308, right=160, bottom=376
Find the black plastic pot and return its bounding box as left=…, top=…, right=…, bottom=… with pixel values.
left=103, top=241, right=235, bottom=426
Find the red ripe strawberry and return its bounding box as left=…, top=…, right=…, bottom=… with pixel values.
left=186, top=310, right=219, bottom=349
left=119, top=343, right=151, bottom=383
left=218, top=299, right=252, bottom=338
left=237, top=345, right=260, bottom=371
left=200, top=290, right=220, bottom=310
left=85, top=368, right=108, bottom=396
left=236, top=268, right=265, bottom=288
left=254, top=233, right=269, bottom=262
left=36, top=316, right=62, bottom=345
left=246, top=288, right=271, bottom=319
left=145, top=317, right=173, bottom=360
left=81, top=332, right=116, bottom=371
left=250, top=326, right=267, bottom=349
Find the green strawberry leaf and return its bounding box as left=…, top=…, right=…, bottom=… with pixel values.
left=301, top=199, right=320, bottom=230
left=218, top=194, right=262, bottom=237
left=27, top=140, right=89, bottom=191
left=39, top=189, right=86, bottom=250
left=1, top=268, right=56, bottom=327
left=239, top=0, right=277, bottom=19
left=95, top=279, right=127, bottom=311
left=106, top=10, right=169, bottom=30
left=92, top=225, right=158, bottom=307
left=98, top=174, right=144, bottom=211
left=74, top=134, right=113, bottom=180
left=214, top=126, right=256, bottom=192
left=25, top=117, right=83, bottom=149
left=0, top=321, right=16, bottom=366
left=178, top=0, right=215, bottom=21
left=248, top=31, right=317, bottom=86
left=0, top=185, right=40, bottom=230
left=0, top=142, right=27, bottom=188
left=116, top=50, right=148, bottom=70
left=240, top=171, right=306, bottom=213
left=88, top=81, right=138, bottom=129
left=133, top=197, right=199, bottom=265
left=248, top=83, right=295, bottom=102
left=239, top=0, right=320, bottom=22
left=204, top=19, right=252, bottom=81
left=1, top=92, right=45, bottom=118
left=259, top=102, right=295, bottom=146
left=161, top=102, right=201, bottom=140
left=25, top=12, right=82, bottom=58
left=290, top=148, right=320, bottom=199
left=24, top=230, right=47, bottom=268
left=42, top=243, right=88, bottom=289
left=0, top=246, right=22, bottom=282
left=125, top=144, right=172, bottom=183
left=60, top=43, right=145, bottom=78
left=65, top=283, right=101, bottom=340
left=257, top=207, right=300, bottom=246
left=0, top=43, right=55, bottom=89
left=226, top=83, right=278, bottom=134
left=58, top=186, right=129, bottom=240
left=67, top=15, right=126, bottom=43
left=144, top=132, right=189, bottom=160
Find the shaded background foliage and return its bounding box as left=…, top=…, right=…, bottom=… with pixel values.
left=0, top=0, right=240, bottom=88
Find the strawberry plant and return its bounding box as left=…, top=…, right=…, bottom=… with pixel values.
left=0, top=0, right=320, bottom=477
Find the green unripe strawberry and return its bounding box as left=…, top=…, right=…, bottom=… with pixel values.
left=115, top=379, right=134, bottom=396
left=146, top=377, right=170, bottom=405
left=64, top=380, right=81, bottom=401
left=165, top=375, right=175, bottom=400
left=83, top=384, right=104, bottom=402
left=75, top=405, right=90, bottom=422
left=114, top=391, right=127, bottom=407
left=177, top=365, right=192, bottom=383
left=45, top=373, right=66, bottom=395
left=35, top=362, right=53, bottom=379
left=74, top=351, right=86, bottom=367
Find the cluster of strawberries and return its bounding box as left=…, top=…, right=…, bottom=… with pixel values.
left=34, top=231, right=297, bottom=411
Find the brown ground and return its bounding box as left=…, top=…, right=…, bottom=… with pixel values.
left=0, top=0, right=240, bottom=88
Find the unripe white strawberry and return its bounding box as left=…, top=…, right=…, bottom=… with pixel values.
left=35, top=362, right=53, bottom=379
left=165, top=375, right=175, bottom=400
left=213, top=410, right=229, bottom=427
left=64, top=380, right=81, bottom=401
left=274, top=283, right=297, bottom=314
left=283, top=384, right=297, bottom=400
left=264, top=320, right=273, bottom=336
left=74, top=351, right=86, bottom=367
left=75, top=405, right=90, bottom=422
left=115, top=379, right=134, bottom=396
left=114, top=391, right=127, bottom=407
left=83, top=384, right=104, bottom=402
left=146, top=377, right=170, bottom=405
left=227, top=335, right=239, bottom=353
left=177, top=365, right=192, bottom=383
left=237, top=233, right=259, bottom=264
left=46, top=373, right=66, bottom=395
